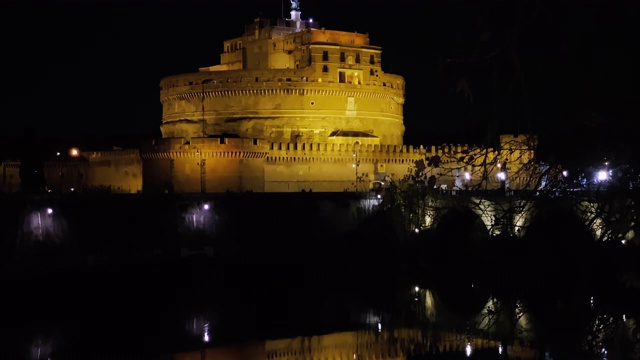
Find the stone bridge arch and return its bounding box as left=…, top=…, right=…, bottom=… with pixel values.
left=432, top=206, right=490, bottom=245
left=574, top=198, right=637, bottom=243
left=420, top=192, right=636, bottom=242
left=422, top=194, right=538, bottom=238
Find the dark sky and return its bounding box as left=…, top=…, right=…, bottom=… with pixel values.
left=1, top=0, right=638, bottom=164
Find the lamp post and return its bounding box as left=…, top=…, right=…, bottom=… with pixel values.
left=353, top=150, right=360, bottom=192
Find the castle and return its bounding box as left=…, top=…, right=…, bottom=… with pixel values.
left=1, top=2, right=539, bottom=194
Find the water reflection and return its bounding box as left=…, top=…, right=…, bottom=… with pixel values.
left=29, top=334, right=56, bottom=360
left=180, top=201, right=217, bottom=235
left=21, top=206, right=67, bottom=246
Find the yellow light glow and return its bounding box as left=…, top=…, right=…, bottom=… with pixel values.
left=70, top=148, right=80, bottom=157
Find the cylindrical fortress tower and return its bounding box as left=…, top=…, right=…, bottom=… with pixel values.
left=160, top=12, right=405, bottom=145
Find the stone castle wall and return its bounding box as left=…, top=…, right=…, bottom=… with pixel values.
left=139, top=134, right=538, bottom=194
left=159, top=68, right=405, bottom=144
left=2, top=135, right=537, bottom=194
left=40, top=149, right=142, bottom=194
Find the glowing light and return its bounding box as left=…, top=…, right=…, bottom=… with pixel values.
left=376, top=194, right=381, bottom=199
left=46, top=208, right=53, bottom=215
left=70, top=187, right=75, bottom=192
left=309, top=18, right=313, bottom=23
left=497, top=172, right=506, bottom=181
left=465, top=343, right=472, bottom=357
left=498, top=343, right=503, bottom=355
left=562, top=170, right=568, bottom=177
left=203, top=203, right=210, bottom=210
left=414, top=228, right=419, bottom=234
left=415, top=286, right=419, bottom=292
left=497, top=163, right=501, bottom=168
left=69, top=148, right=80, bottom=157
left=623, top=314, right=626, bottom=321
left=464, top=172, right=471, bottom=181
left=622, top=239, right=627, bottom=245
left=377, top=322, right=381, bottom=332
left=597, top=170, right=609, bottom=182
left=56, top=152, right=61, bottom=156
left=203, top=322, right=210, bottom=343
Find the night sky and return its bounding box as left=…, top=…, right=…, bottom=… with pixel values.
left=0, top=0, right=638, bottom=165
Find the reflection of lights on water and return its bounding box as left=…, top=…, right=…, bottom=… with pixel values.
left=203, top=321, right=210, bottom=343
left=498, top=343, right=503, bottom=355
left=465, top=343, right=472, bottom=357
left=183, top=202, right=217, bottom=233
left=30, top=336, right=53, bottom=360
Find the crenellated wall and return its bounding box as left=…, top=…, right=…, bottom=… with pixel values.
left=1, top=135, right=538, bottom=195
left=160, top=70, right=405, bottom=144
left=138, top=135, right=538, bottom=194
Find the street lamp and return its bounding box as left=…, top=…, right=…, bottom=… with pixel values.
left=353, top=150, right=360, bottom=192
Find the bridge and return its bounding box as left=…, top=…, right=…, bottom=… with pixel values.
left=386, top=188, right=638, bottom=244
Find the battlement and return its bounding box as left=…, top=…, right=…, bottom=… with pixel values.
left=138, top=137, right=533, bottom=164
left=161, top=70, right=404, bottom=95
left=84, top=149, right=141, bottom=158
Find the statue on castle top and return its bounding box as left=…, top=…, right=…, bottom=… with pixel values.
left=290, top=0, right=300, bottom=11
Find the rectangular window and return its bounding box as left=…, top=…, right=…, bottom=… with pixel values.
left=340, top=52, right=345, bottom=62
left=322, top=65, right=329, bottom=72
left=322, top=51, right=329, bottom=61
left=370, top=69, right=374, bottom=76
left=355, top=53, right=360, bottom=63
left=339, top=71, right=346, bottom=83
left=369, top=54, right=375, bottom=64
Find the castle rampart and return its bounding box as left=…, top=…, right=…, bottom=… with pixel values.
left=160, top=69, right=405, bottom=144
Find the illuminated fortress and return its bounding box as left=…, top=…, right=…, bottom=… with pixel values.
left=1, top=2, right=538, bottom=194
left=159, top=2, right=405, bottom=145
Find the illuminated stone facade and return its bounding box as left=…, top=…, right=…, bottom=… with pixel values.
left=0, top=5, right=538, bottom=195
left=159, top=9, right=404, bottom=145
